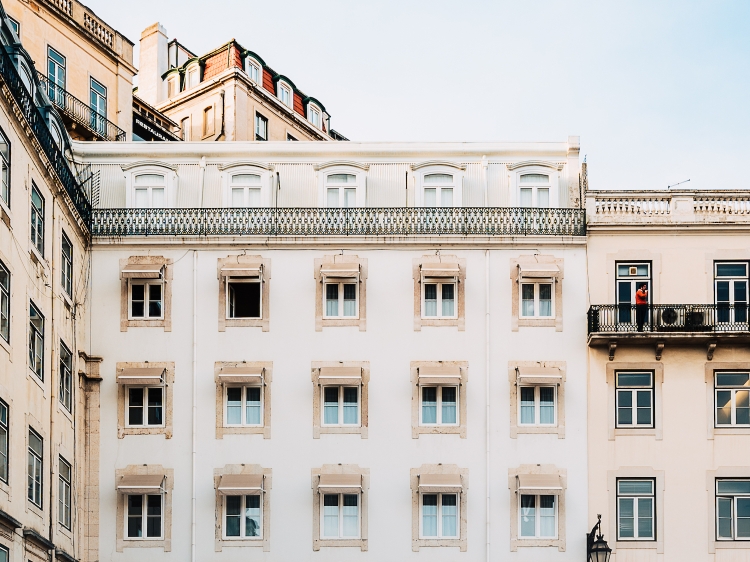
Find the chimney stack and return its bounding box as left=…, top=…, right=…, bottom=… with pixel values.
left=138, top=23, right=168, bottom=106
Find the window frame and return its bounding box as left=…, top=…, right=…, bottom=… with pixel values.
left=421, top=279, right=457, bottom=320
left=323, top=280, right=359, bottom=319
left=714, top=261, right=749, bottom=326
left=0, top=126, right=10, bottom=208
left=411, top=361, right=468, bottom=439
left=519, top=281, right=554, bottom=319
left=518, top=385, right=557, bottom=427
left=245, top=57, right=261, bottom=84
left=222, top=494, right=263, bottom=540
left=277, top=81, right=292, bottom=108
left=419, top=384, right=459, bottom=427
left=321, top=385, right=361, bottom=427
left=518, top=493, right=559, bottom=539
left=254, top=113, right=268, bottom=141
left=123, top=163, right=177, bottom=209
left=180, top=117, right=190, bottom=141
left=518, top=172, right=552, bottom=208
left=615, top=371, right=655, bottom=429
left=58, top=455, right=72, bottom=530
left=225, top=276, right=262, bottom=320
left=715, top=371, right=750, bottom=427
left=320, top=492, right=361, bottom=540
left=419, top=492, right=460, bottom=539
left=125, top=493, right=164, bottom=540
left=0, top=259, right=9, bottom=344
left=224, top=385, right=264, bottom=427
left=616, top=478, right=656, bottom=541
left=185, top=63, right=200, bottom=89
left=412, top=164, right=465, bottom=207
left=27, top=428, right=43, bottom=508
left=128, top=280, right=164, bottom=320
left=29, top=300, right=44, bottom=380
left=215, top=362, right=272, bottom=439
left=59, top=340, right=73, bottom=413
left=0, top=399, right=7, bottom=484
left=511, top=165, right=561, bottom=208
left=308, top=103, right=322, bottom=128
left=30, top=182, right=44, bottom=257
left=227, top=172, right=263, bottom=208
left=89, top=77, right=107, bottom=135
left=61, top=230, right=73, bottom=297
left=125, top=386, right=165, bottom=428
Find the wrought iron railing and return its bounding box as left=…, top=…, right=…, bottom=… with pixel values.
left=37, top=72, right=126, bottom=141
left=90, top=207, right=586, bottom=237
left=588, top=304, right=750, bottom=334
left=0, top=48, right=91, bottom=224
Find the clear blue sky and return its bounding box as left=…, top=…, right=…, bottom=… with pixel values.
left=89, top=0, right=749, bottom=191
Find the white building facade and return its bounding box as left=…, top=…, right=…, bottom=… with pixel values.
left=75, top=138, right=590, bottom=561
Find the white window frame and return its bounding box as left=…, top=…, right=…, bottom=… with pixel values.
left=225, top=277, right=262, bottom=320
left=125, top=386, right=165, bottom=428
left=59, top=340, right=73, bottom=413
left=223, top=494, right=263, bottom=540
left=125, top=493, right=164, bottom=540
left=221, top=167, right=272, bottom=207
left=519, top=281, right=554, bottom=319
left=278, top=81, right=293, bottom=108
left=224, top=385, right=264, bottom=427
left=61, top=231, right=73, bottom=297
left=415, top=167, right=463, bottom=207
left=519, top=493, right=558, bottom=539
left=320, top=492, right=361, bottom=539
left=308, top=103, right=322, bottom=128
left=185, top=63, right=199, bottom=89
left=323, top=280, right=359, bottom=319
left=421, top=279, right=457, bottom=319
left=167, top=75, right=179, bottom=98
left=58, top=455, right=72, bottom=530
left=716, top=479, right=750, bottom=541
left=512, top=166, right=560, bottom=207
left=518, top=385, right=557, bottom=427
left=616, top=479, right=656, bottom=541
left=245, top=57, right=261, bottom=84
left=181, top=117, right=190, bottom=141
left=128, top=280, right=164, bottom=320
left=419, top=385, right=459, bottom=426
left=28, top=429, right=43, bottom=508
left=715, top=372, right=750, bottom=427
left=318, top=168, right=367, bottom=207
left=0, top=260, right=8, bottom=345
left=714, top=262, right=749, bottom=325
left=615, top=371, right=654, bottom=428
left=321, top=385, right=361, bottom=427
left=419, top=492, right=460, bottom=539
left=124, top=165, right=177, bottom=208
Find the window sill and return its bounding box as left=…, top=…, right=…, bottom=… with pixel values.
left=518, top=318, right=556, bottom=327
left=412, top=425, right=466, bottom=439
left=221, top=318, right=269, bottom=332
left=416, top=318, right=464, bottom=331
left=413, top=538, right=465, bottom=552
left=0, top=201, right=10, bottom=229
left=713, top=427, right=750, bottom=436
left=512, top=426, right=565, bottom=439
left=614, top=540, right=658, bottom=550
left=511, top=537, right=564, bottom=551
left=122, top=319, right=171, bottom=332
left=316, top=426, right=367, bottom=439
left=217, top=426, right=270, bottom=439
left=0, top=335, right=10, bottom=358
left=26, top=500, right=44, bottom=520
left=57, top=402, right=74, bottom=425
left=217, top=537, right=266, bottom=551
left=610, top=427, right=661, bottom=440
left=27, top=370, right=45, bottom=393
left=313, top=538, right=367, bottom=551
left=318, top=318, right=365, bottom=331
left=118, top=426, right=172, bottom=439
left=713, top=540, right=750, bottom=549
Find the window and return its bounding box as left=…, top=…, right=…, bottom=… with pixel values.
left=133, top=174, right=166, bottom=208
left=322, top=386, right=359, bottom=426
left=420, top=386, right=458, bottom=426
left=229, top=174, right=262, bottom=207
left=0, top=400, right=8, bottom=483
left=31, top=183, right=44, bottom=255
left=316, top=258, right=367, bottom=331
left=186, top=66, right=199, bottom=88
left=616, top=372, right=654, bottom=428
left=422, top=173, right=454, bottom=207
left=167, top=76, right=177, bottom=98
left=325, top=174, right=357, bottom=207
left=7, top=16, right=19, bottom=36
left=89, top=78, right=107, bottom=135
left=224, top=495, right=262, bottom=538
left=422, top=281, right=456, bottom=319
left=716, top=479, right=750, bottom=540
left=61, top=231, right=72, bottom=296
left=225, top=386, right=262, bottom=426
left=126, top=387, right=164, bottom=427
left=715, top=372, right=750, bottom=426
left=29, top=301, right=44, bottom=380
left=616, top=262, right=651, bottom=325
left=520, top=282, right=552, bottom=318
left=203, top=106, right=215, bottom=137
left=245, top=59, right=260, bottom=83
left=309, top=105, right=321, bottom=128
left=129, top=280, right=163, bottom=319
left=519, top=386, right=556, bottom=426
left=322, top=494, right=359, bottom=539
left=519, top=173, right=550, bottom=207
left=519, top=494, right=557, bottom=538
left=287, top=133, right=297, bottom=141
left=59, top=341, right=72, bottom=412
left=0, top=260, right=8, bottom=343
left=278, top=83, right=292, bottom=107
left=0, top=128, right=9, bottom=206
left=181, top=117, right=190, bottom=141
left=617, top=479, right=655, bottom=540
left=59, top=456, right=71, bottom=529
left=420, top=493, right=458, bottom=538
left=121, top=259, right=172, bottom=331
left=47, top=47, right=65, bottom=106
left=218, top=257, right=269, bottom=331
left=324, top=282, right=357, bottom=318
left=255, top=113, right=268, bottom=141
left=127, top=494, right=163, bottom=539
left=28, top=429, right=43, bottom=507
left=0, top=544, right=7, bottom=562
left=715, top=262, right=748, bottom=325
left=226, top=277, right=261, bottom=319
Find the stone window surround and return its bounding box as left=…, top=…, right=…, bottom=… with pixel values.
left=604, top=250, right=662, bottom=304
left=510, top=255, right=564, bottom=331
left=508, top=464, right=567, bottom=552
left=116, top=362, right=174, bottom=439
left=214, top=361, right=272, bottom=439
left=311, top=464, right=369, bottom=551
left=706, top=362, right=750, bottom=439
left=607, top=362, right=663, bottom=440
left=413, top=255, right=466, bottom=331
left=410, top=464, right=468, bottom=552
left=314, top=255, right=368, bottom=331
left=311, top=361, right=369, bottom=439
left=115, top=465, right=173, bottom=552
left=217, top=255, right=270, bottom=332
left=120, top=256, right=173, bottom=332
left=214, top=464, right=272, bottom=552
left=706, top=466, right=750, bottom=552
left=508, top=361, right=566, bottom=439
left=608, top=466, right=664, bottom=554
left=411, top=361, right=468, bottom=439
left=704, top=250, right=750, bottom=304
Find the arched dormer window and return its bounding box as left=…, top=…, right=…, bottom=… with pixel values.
left=18, top=59, right=34, bottom=97
left=167, top=74, right=180, bottom=98
left=122, top=162, right=178, bottom=208
left=314, top=162, right=369, bottom=207
left=245, top=57, right=261, bottom=84
left=277, top=81, right=292, bottom=108
left=218, top=161, right=273, bottom=207
left=507, top=161, right=563, bottom=208
left=49, top=118, right=63, bottom=149
left=185, top=63, right=200, bottom=89
left=308, top=103, right=321, bottom=129
left=411, top=162, right=466, bottom=207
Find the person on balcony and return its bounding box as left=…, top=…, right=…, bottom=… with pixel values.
left=636, top=283, right=649, bottom=331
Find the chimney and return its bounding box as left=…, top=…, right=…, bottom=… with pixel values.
left=138, top=23, right=168, bottom=106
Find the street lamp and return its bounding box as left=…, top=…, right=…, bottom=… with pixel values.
left=587, top=514, right=612, bottom=562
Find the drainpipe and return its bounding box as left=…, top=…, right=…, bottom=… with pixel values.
left=481, top=155, right=488, bottom=207
left=485, top=248, right=491, bottom=562
left=191, top=249, right=197, bottom=562
left=49, top=201, right=57, bottom=549
left=214, top=90, right=225, bottom=141
left=198, top=156, right=206, bottom=208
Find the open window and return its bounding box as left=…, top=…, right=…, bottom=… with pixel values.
left=218, top=256, right=270, bottom=331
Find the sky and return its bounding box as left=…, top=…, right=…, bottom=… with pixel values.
left=87, top=0, right=750, bottom=191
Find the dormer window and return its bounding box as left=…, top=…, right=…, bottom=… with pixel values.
left=309, top=105, right=321, bottom=129
left=134, top=174, right=166, bottom=208
left=519, top=174, right=550, bottom=208
left=186, top=65, right=199, bottom=89
left=230, top=174, right=262, bottom=207
left=219, top=163, right=273, bottom=208
left=423, top=174, right=455, bottom=207
left=246, top=58, right=261, bottom=84
left=326, top=174, right=357, bottom=208
left=167, top=76, right=179, bottom=98
left=278, top=82, right=292, bottom=108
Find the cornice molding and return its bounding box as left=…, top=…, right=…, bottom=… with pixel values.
left=506, top=160, right=564, bottom=171
left=410, top=160, right=467, bottom=172
left=314, top=160, right=369, bottom=172
left=121, top=160, right=178, bottom=172
left=218, top=160, right=274, bottom=172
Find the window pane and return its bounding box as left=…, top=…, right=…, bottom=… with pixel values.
left=148, top=284, right=162, bottom=317
left=440, top=188, right=453, bottom=207
left=131, top=284, right=145, bottom=317
left=128, top=388, right=144, bottom=425
left=637, top=498, right=653, bottom=538
left=424, top=174, right=453, bottom=184
left=442, top=284, right=455, bottom=317
left=519, top=188, right=532, bottom=207
left=323, top=494, right=339, bottom=537
left=738, top=498, right=750, bottom=538
left=127, top=495, right=142, bottom=537
left=147, top=387, right=163, bottom=425
left=327, top=174, right=356, bottom=184
left=521, top=284, right=534, bottom=316
left=422, top=387, right=437, bottom=424
left=717, top=263, right=748, bottom=277
left=226, top=387, right=241, bottom=425
left=324, top=387, right=339, bottom=425
left=424, top=188, right=436, bottom=207
left=618, top=480, right=654, bottom=495
left=245, top=495, right=261, bottom=537
left=636, top=391, right=652, bottom=425
left=228, top=282, right=260, bottom=318
left=737, top=390, right=750, bottom=425
left=146, top=495, right=162, bottom=537
left=617, top=390, right=633, bottom=425
left=343, top=387, right=358, bottom=425
left=422, top=494, right=438, bottom=537
left=540, top=387, right=555, bottom=424
left=225, top=495, right=241, bottom=537
left=342, top=494, right=358, bottom=537
left=618, top=498, right=635, bottom=538
left=520, top=495, right=536, bottom=537
left=539, top=283, right=552, bottom=316
left=247, top=188, right=261, bottom=207
left=716, top=390, right=732, bottom=425
left=441, top=386, right=457, bottom=424
left=442, top=494, right=458, bottom=537
left=716, top=373, right=750, bottom=387
left=344, top=188, right=356, bottom=208
left=717, top=497, right=733, bottom=539
left=325, top=284, right=338, bottom=317
left=539, top=495, right=556, bottom=537
left=537, top=188, right=550, bottom=208
left=617, top=372, right=652, bottom=387
left=151, top=188, right=165, bottom=207
left=424, top=284, right=437, bottom=316
left=520, top=174, right=549, bottom=183
left=343, top=284, right=357, bottom=317
left=520, top=387, right=535, bottom=424
left=327, top=188, right=339, bottom=207
left=718, top=481, right=750, bottom=494
left=232, top=174, right=261, bottom=185
left=231, top=188, right=244, bottom=207
left=246, top=387, right=261, bottom=425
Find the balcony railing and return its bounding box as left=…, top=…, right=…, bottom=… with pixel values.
left=588, top=304, right=750, bottom=335
left=90, top=207, right=586, bottom=237
left=37, top=72, right=126, bottom=142
left=0, top=47, right=91, bottom=224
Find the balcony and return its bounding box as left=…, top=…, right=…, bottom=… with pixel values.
left=90, top=206, right=586, bottom=237
left=37, top=73, right=126, bottom=142
left=587, top=304, right=750, bottom=360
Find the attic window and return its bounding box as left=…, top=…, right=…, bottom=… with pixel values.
left=278, top=82, right=292, bottom=108
left=246, top=58, right=261, bottom=83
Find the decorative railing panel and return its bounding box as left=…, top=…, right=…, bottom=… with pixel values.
left=593, top=195, right=671, bottom=216
left=0, top=47, right=90, bottom=224
left=694, top=195, right=750, bottom=216
left=588, top=304, right=750, bottom=334
left=91, top=207, right=586, bottom=237
left=38, top=72, right=125, bottom=142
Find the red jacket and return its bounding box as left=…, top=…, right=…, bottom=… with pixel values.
left=635, top=288, right=648, bottom=305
